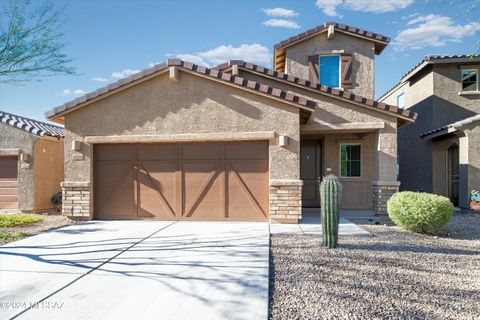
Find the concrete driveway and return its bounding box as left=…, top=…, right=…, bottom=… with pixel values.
left=0, top=221, right=269, bottom=320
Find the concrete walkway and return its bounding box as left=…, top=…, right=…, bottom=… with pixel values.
left=0, top=221, right=269, bottom=320
left=270, top=209, right=372, bottom=236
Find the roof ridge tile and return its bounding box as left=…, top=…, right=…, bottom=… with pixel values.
left=46, top=60, right=317, bottom=119
left=216, top=60, right=417, bottom=121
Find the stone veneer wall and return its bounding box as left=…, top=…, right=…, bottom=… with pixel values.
left=372, top=181, right=400, bottom=215
left=269, top=179, right=303, bottom=222
left=61, top=181, right=91, bottom=218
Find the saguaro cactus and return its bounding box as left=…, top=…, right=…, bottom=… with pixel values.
left=320, top=174, right=342, bottom=248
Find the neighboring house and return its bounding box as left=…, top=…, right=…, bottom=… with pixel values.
left=379, top=55, right=480, bottom=208
left=45, top=22, right=417, bottom=223
left=0, top=111, right=64, bottom=212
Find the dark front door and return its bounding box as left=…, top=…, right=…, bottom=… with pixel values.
left=300, top=140, right=322, bottom=207
left=447, top=144, right=459, bottom=206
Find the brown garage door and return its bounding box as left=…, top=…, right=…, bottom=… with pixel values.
left=94, top=141, right=269, bottom=221
left=0, top=156, right=19, bottom=210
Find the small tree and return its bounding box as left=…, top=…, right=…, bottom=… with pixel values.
left=0, top=0, right=75, bottom=83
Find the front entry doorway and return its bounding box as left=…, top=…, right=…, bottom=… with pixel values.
left=300, top=139, right=322, bottom=207
left=447, top=143, right=459, bottom=206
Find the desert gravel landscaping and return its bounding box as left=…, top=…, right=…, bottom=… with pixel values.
left=269, top=213, right=480, bottom=320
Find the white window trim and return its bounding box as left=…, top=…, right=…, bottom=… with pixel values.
left=339, top=143, right=362, bottom=179
left=319, top=54, right=341, bottom=89
left=460, top=68, right=479, bottom=93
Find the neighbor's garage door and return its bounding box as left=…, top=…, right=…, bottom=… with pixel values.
left=94, top=141, right=269, bottom=221
left=0, top=156, right=19, bottom=210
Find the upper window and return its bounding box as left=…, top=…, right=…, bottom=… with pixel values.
left=461, top=69, right=478, bottom=92
left=340, top=144, right=361, bottom=178
left=319, top=55, right=340, bottom=88
left=397, top=92, right=405, bottom=108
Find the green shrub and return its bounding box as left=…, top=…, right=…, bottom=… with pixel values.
left=0, top=214, right=42, bottom=228
left=387, top=192, right=453, bottom=235
left=0, top=231, right=27, bottom=242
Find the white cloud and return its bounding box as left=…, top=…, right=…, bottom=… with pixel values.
left=394, top=14, right=480, bottom=50
left=111, top=69, right=141, bottom=79
left=61, top=89, right=87, bottom=96
left=315, top=0, right=413, bottom=17
left=173, top=44, right=271, bottom=67
left=148, top=62, right=162, bottom=68
left=345, top=0, right=413, bottom=13
left=91, top=77, right=107, bottom=82
left=315, top=0, right=343, bottom=17
left=262, top=7, right=298, bottom=17
left=175, top=54, right=208, bottom=66
left=263, top=19, right=300, bottom=29
left=402, top=12, right=420, bottom=21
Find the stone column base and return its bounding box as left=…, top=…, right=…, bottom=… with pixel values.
left=372, top=181, right=400, bottom=215
left=269, top=179, right=303, bottom=223
left=61, top=181, right=92, bottom=219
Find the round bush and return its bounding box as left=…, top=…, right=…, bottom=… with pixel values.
left=387, top=191, right=453, bottom=235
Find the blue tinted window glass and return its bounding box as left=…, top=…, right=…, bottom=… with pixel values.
left=397, top=93, right=405, bottom=108
left=319, top=55, right=340, bottom=87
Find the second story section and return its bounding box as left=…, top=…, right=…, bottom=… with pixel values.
left=273, top=22, right=390, bottom=98
left=380, top=55, right=480, bottom=123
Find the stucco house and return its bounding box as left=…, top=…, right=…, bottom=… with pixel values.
left=45, top=22, right=417, bottom=223
left=0, top=111, right=64, bottom=212
left=379, top=54, right=480, bottom=208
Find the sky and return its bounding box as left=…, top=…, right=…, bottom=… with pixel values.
left=0, top=0, right=478, bottom=122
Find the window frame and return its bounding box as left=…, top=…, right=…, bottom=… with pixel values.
left=339, top=143, right=362, bottom=179
left=460, top=68, right=479, bottom=92
left=396, top=92, right=405, bottom=108
left=318, top=54, right=341, bottom=89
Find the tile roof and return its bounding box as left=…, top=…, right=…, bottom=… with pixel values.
left=215, top=60, right=417, bottom=121
left=379, top=54, right=480, bottom=100
left=420, top=114, right=480, bottom=138
left=274, top=22, right=390, bottom=51
left=0, top=110, right=64, bottom=137
left=45, top=59, right=317, bottom=120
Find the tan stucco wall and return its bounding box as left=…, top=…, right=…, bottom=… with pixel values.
left=64, top=71, right=301, bottom=186
left=0, top=123, right=39, bottom=211
left=380, top=71, right=434, bottom=108
left=238, top=70, right=400, bottom=209
left=381, top=62, right=479, bottom=207
left=238, top=70, right=397, bottom=125
left=284, top=32, right=376, bottom=98
left=33, top=139, right=64, bottom=212
left=433, top=64, right=480, bottom=114
left=322, top=133, right=374, bottom=209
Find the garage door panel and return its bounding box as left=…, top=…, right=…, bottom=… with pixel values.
left=138, top=144, right=177, bottom=161
left=95, top=144, right=136, bottom=161
left=0, top=187, right=18, bottom=195
left=0, top=201, right=18, bottom=209
left=0, top=167, right=17, bottom=179
left=226, top=141, right=268, bottom=160
left=138, top=161, right=176, bottom=219
left=94, top=142, right=268, bottom=221
left=0, top=157, right=18, bottom=210
left=0, top=195, right=18, bottom=202
left=184, top=171, right=223, bottom=220
left=95, top=161, right=136, bottom=218
left=183, top=143, right=223, bottom=160
left=227, top=161, right=268, bottom=220
left=0, top=181, right=18, bottom=188
left=183, top=161, right=223, bottom=219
